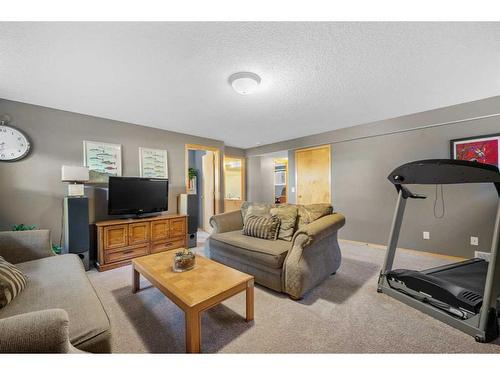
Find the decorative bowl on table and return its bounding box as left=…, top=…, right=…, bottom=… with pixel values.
left=172, top=248, right=196, bottom=272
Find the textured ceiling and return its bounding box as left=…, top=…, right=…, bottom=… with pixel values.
left=1, top=22, right=500, bottom=148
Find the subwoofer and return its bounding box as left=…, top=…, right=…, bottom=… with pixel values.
left=178, top=194, right=199, bottom=248
left=63, top=196, right=90, bottom=270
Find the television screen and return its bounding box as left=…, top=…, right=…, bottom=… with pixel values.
left=108, top=177, right=168, bottom=215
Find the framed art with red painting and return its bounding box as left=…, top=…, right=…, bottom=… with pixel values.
left=450, top=134, right=500, bottom=168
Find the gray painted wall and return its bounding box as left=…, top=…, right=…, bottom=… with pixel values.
left=224, top=146, right=246, bottom=158
left=246, top=155, right=275, bottom=204
left=246, top=156, right=262, bottom=202
left=0, top=99, right=244, bottom=246
left=246, top=95, right=500, bottom=258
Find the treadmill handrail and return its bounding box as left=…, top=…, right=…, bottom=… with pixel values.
left=388, top=159, right=500, bottom=196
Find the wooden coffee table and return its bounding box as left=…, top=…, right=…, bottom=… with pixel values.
left=132, top=250, right=254, bottom=353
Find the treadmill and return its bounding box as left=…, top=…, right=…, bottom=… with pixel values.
left=377, top=159, right=500, bottom=342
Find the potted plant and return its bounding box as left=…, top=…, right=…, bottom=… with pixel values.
left=188, top=168, right=198, bottom=194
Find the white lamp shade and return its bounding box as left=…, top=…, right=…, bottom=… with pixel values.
left=229, top=72, right=261, bottom=95
left=61, top=165, right=89, bottom=182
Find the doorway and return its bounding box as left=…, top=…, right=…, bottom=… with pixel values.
left=273, top=158, right=288, bottom=204
left=295, top=145, right=331, bottom=204
left=223, top=156, right=245, bottom=212
left=185, top=144, right=221, bottom=234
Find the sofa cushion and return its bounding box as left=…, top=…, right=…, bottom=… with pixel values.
left=243, top=214, right=280, bottom=240
left=297, top=204, right=333, bottom=228
left=241, top=202, right=273, bottom=224
left=0, top=256, right=28, bottom=308
left=270, top=204, right=298, bottom=241
left=209, top=230, right=291, bottom=269
left=0, top=254, right=110, bottom=349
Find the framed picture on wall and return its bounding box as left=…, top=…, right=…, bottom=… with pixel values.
left=83, top=141, right=122, bottom=183
left=450, top=134, right=500, bottom=168
left=139, top=147, right=169, bottom=178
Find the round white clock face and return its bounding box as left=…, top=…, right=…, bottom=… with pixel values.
left=0, top=125, right=31, bottom=161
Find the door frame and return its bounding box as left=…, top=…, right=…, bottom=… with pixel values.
left=185, top=144, right=222, bottom=216
left=223, top=155, right=246, bottom=199
left=273, top=157, right=288, bottom=203
left=294, top=144, right=331, bottom=204
left=223, top=155, right=246, bottom=212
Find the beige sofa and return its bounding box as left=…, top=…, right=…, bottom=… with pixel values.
left=205, top=203, right=345, bottom=299
left=0, top=230, right=111, bottom=353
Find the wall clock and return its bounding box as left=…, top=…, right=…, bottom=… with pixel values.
left=0, top=123, right=31, bottom=161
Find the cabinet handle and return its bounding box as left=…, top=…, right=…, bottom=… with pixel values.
left=165, top=242, right=173, bottom=246
left=123, top=250, right=134, bottom=254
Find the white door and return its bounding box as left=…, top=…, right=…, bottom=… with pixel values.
left=202, top=151, right=215, bottom=232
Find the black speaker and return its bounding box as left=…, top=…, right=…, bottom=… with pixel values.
left=63, top=196, right=90, bottom=270
left=178, top=194, right=199, bottom=248
left=187, top=232, right=197, bottom=248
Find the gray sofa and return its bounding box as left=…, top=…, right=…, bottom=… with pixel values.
left=205, top=204, right=345, bottom=299
left=0, top=230, right=111, bottom=353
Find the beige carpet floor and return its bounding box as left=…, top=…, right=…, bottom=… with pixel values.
left=87, top=237, right=500, bottom=353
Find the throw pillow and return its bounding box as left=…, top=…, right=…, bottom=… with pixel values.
left=270, top=204, right=298, bottom=241
left=243, top=215, right=281, bottom=240
left=0, top=256, right=28, bottom=308
left=297, top=204, right=333, bottom=228
left=241, top=202, right=273, bottom=224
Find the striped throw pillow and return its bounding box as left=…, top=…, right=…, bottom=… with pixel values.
left=243, top=215, right=281, bottom=240
left=0, top=256, right=28, bottom=308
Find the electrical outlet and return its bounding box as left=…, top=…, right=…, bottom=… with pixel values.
left=475, top=251, right=491, bottom=262
left=423, top=231, right=430, bottom=240
left=291, top=186, right=295, bottom=193
left=470, top=236, right=479, bottom=246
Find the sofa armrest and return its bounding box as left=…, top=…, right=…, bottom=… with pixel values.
left=209, top=210, right=244, bottom=234
left=0, top=309, right=83, bottom=353
left=283, top=213, right=345, bottom=299
left=0, top=230, right=55, bottom=264
left=292, top=213, right=345, bottom=246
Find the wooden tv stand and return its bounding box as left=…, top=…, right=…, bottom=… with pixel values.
left=95, top=213, right=187, bottom=271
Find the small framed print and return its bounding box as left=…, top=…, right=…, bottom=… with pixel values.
left=139, top=147, right=168, bottom=178
left=450, top=134, right=500, bottom=168
left=83, top=141, right=122, bottom=183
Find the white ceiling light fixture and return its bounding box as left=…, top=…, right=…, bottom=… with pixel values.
left=228, top=72, right=261, bottom=95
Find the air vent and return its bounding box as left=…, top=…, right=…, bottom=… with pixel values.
left=461, top=290, right=482, bottom=302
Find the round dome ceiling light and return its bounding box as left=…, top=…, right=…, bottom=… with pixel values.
left=228, top=72, right=261, bottom=95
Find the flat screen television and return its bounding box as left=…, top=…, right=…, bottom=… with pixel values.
left=108, top=176, right=168, bottom=216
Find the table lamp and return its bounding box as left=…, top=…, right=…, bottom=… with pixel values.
left=61, top=165, right=89, bottom=196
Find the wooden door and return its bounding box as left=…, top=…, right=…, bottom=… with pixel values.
left=128, top=222, right=150, bottom=245
left=202, top=151, right=215, bottom=232
left=295, top=145, right=331, bottom=204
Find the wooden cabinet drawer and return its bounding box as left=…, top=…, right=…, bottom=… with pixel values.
left=150, top=238, right=186, bottom=254
left=170, top=217, right=186, bottom=238
left=96, top=214, right=188, bottom=271
left=104, top=225, right=128, bottom=250
left=129, top=222, right=150, bottom=245
left=151, top=219, right=169, bottom=241
left=105, top=245, right=149, bottom=263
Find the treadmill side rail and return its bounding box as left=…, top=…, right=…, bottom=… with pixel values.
left=379, top=189, right=407, bottom=282
left=479, top=200, right=500, bottom=336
